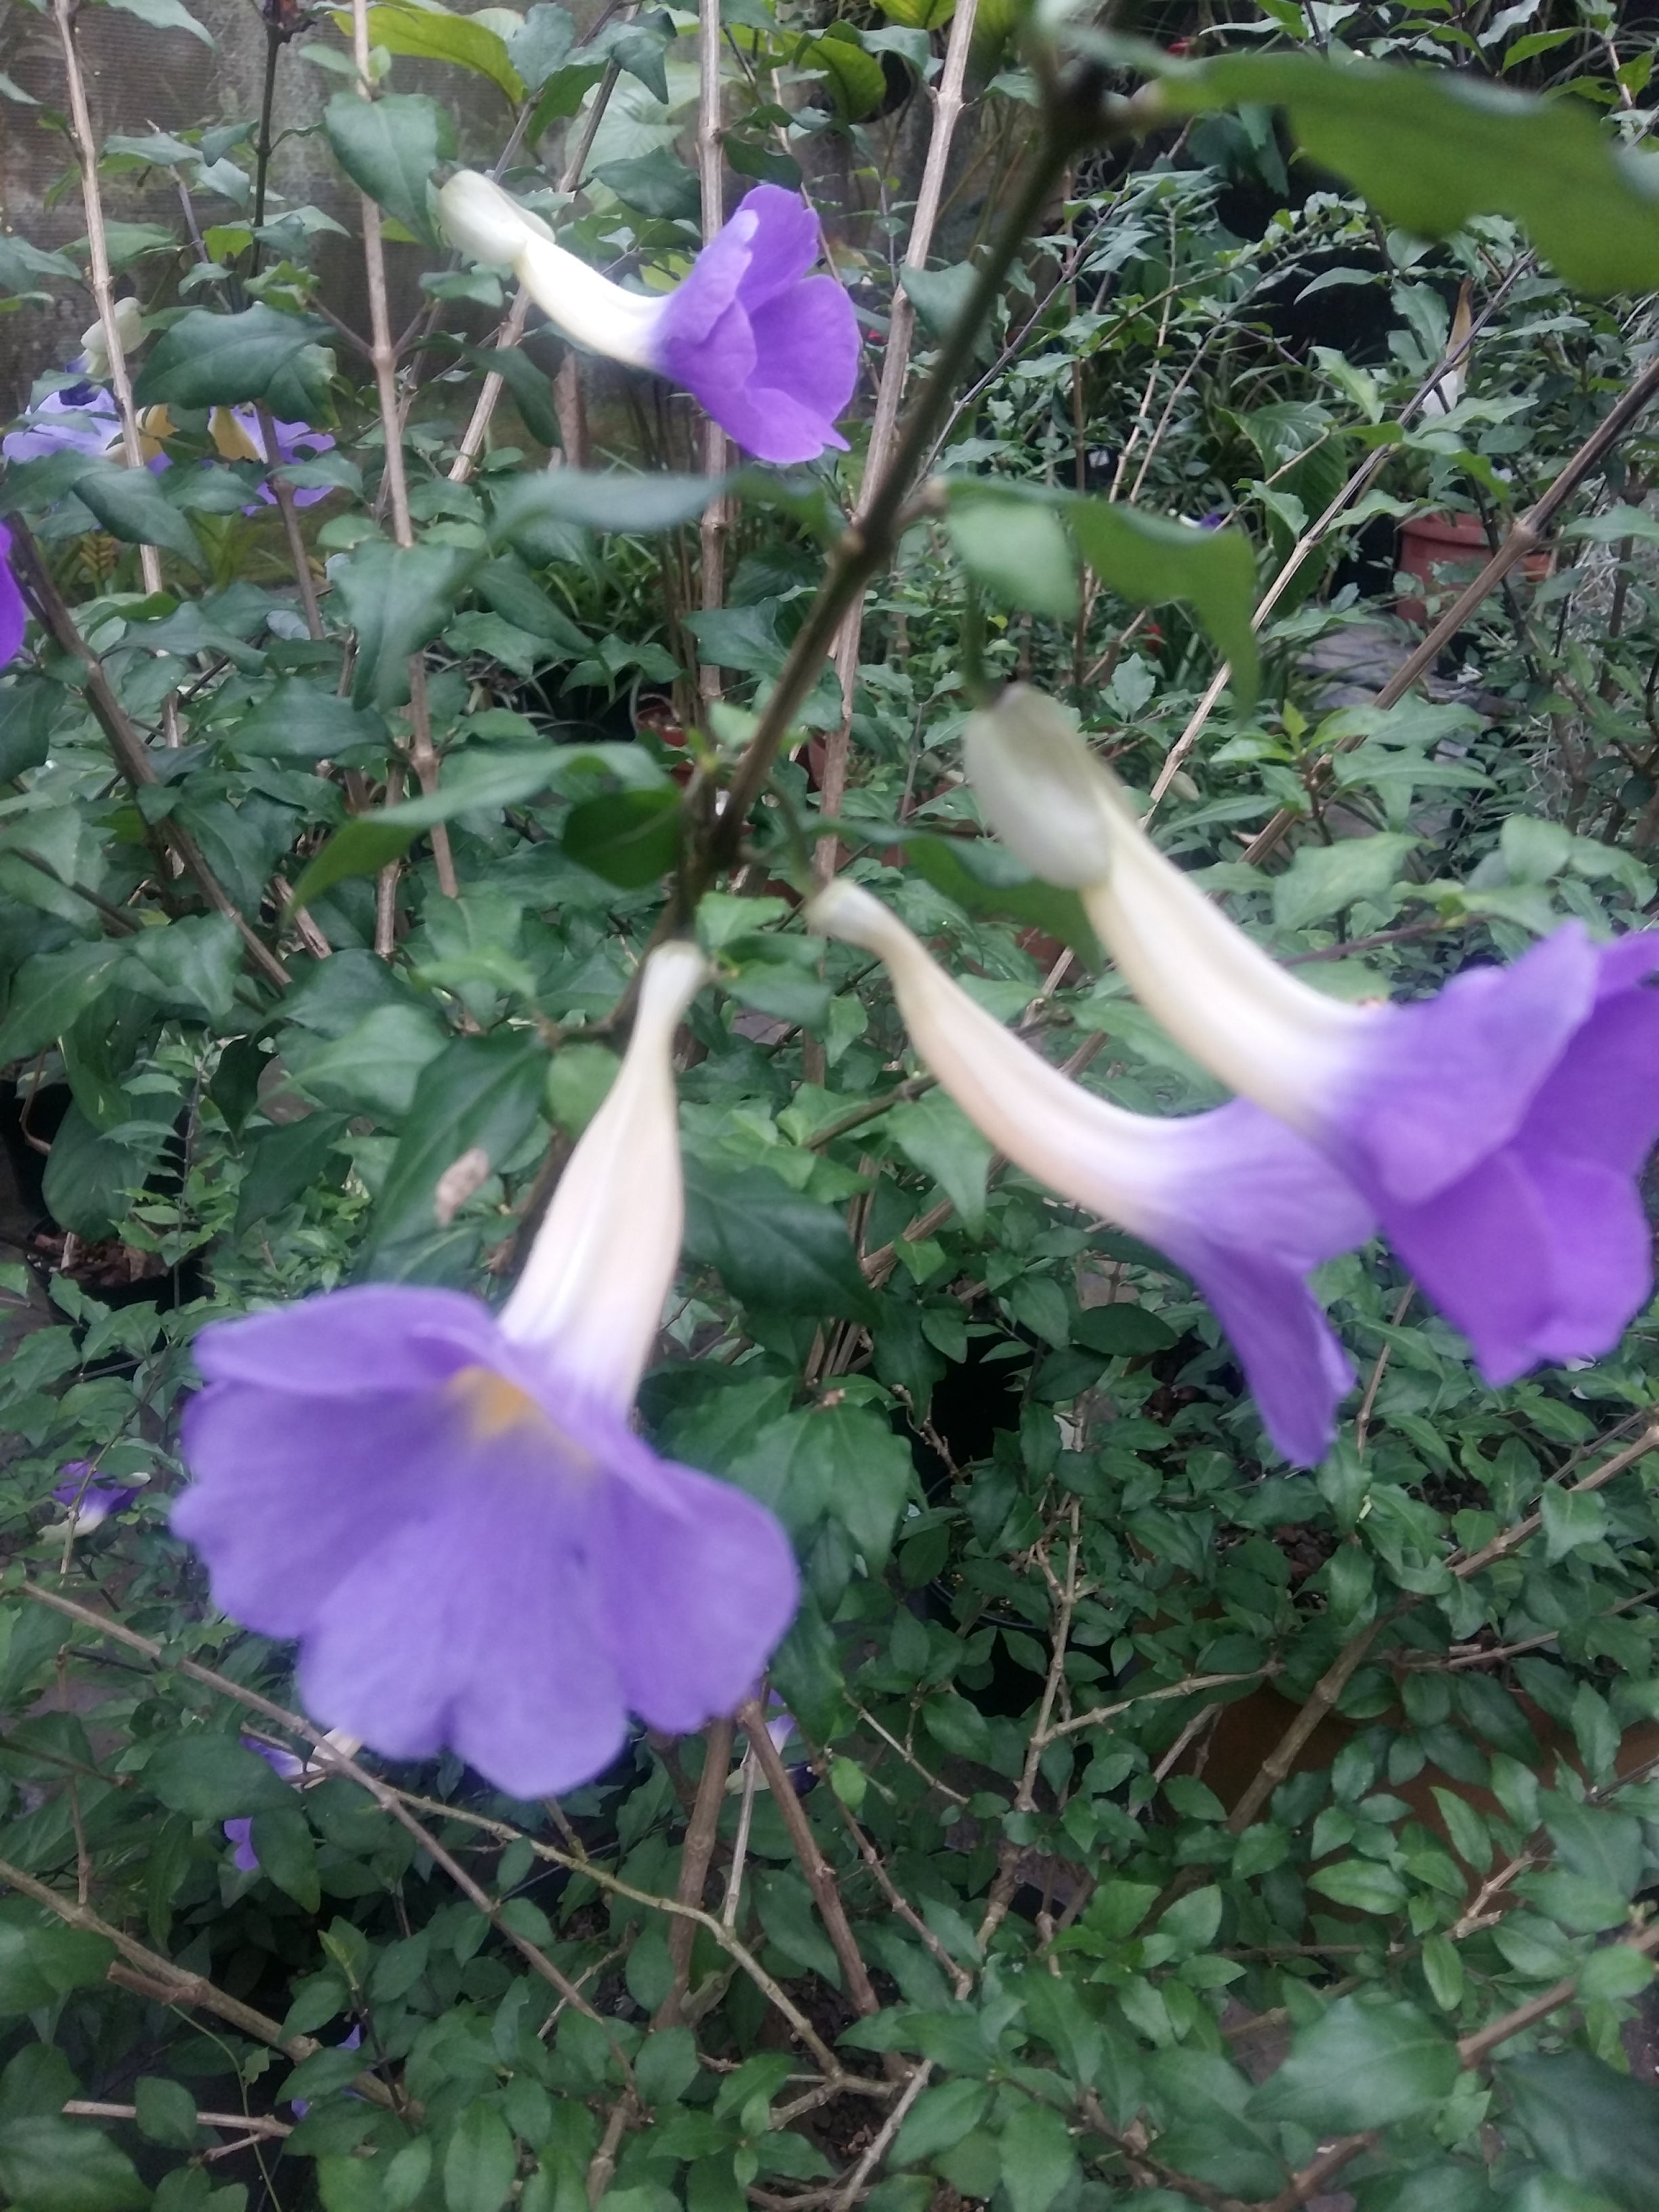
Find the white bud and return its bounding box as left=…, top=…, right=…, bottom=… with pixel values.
left=962, top=684, right=1124, bottom=888
left=438, top=169, right=537, bottom=268
left=78, top=295, right=144, bottom=382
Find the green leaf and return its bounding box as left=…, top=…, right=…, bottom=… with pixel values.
left=886, top=1093, right=994, bottom=1231
left=1502, top=2051, right=1659, bottom=2209
left=1065, top=498, right=1259, bottom=708
left=1539, top=1482, right=1608, bottom=1564
left=289, top=751, right=560, bottom=907
left=1250, top=1996, right=1457, bottom=2132
left=900, top=261, right=979, bottom=341
left=144, top=1732, right=298, bottom=1820
left=443, top=2100, right=518, bottom=2212
left=121, top=914, right=241, bottom=1023
left=1271, top=832, right=1418, bottom=933
left=1158, top=53, right=1659, bottom=297
left=0, top=942, right=126, bottom=1061
left=0, top=2118, right=149, bottom=2211
left=893, top=2080, right=992, bottom=2167
left=104, top=0, right=211, bottom=44
left=234, top=1113, right=348, bottom=1237
left=247, top=1804, right=321, bottom=1913
left=490, top=470, right=721, bottom=541
left=0, top=237, right=78, bottom=292
left=948, top=489, right=1080, bottom=619
left=334, top=539, right=480, bottom=709
left=458, top=346, right=565, bottom=452
left=508, top=3, right=577, bottom=89
left=901, top=834, right=1098, bottom=964
left=728, top=1404, right=914, bottom=1561
left=66, top=462, right=205, bottom=568
left=356, top=3, right=525, bottom=100
left=41, top=1102, right=162, bottom=1239
left=682, top=1158, right=876, bottom=1323
left=228, top=679, right=389, bottom=763
left=562, top=787, right=682, bottom=889
left=799, top=26, right=887, bottom=120
left=134, top=304, right=330, bottom=409
left=134, top=2076, right=199, bottom=2150
left=593, top=148, right=701, bottom=222
left=996, top=2098, right=1076, bottom=2212
left=1305, top=1859, right=1410, bottom=1916
left=1071, top=1304, right=1177, bottom=1355
left=636, top=2027, right=700, bottom=2109
left=359, top=1031, right=547, bottom=1277
left=325, top=94, right=455, bottom=245
left=876, top=0, right=954, bottom=25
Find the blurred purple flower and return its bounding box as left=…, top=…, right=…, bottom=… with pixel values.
left=439, top=173, right=859, bottom=466
left=0, top=525, right=24, bottom=670
left=173, top=945, right=799, bottom=1801
left=207, top=407, right=335, bottom=510
left=52, top=1463, right=140, bottom=1532
left=1, top=382, right=121, bottom=466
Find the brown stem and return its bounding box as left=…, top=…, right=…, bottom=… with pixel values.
left=738, top=1697, right=880, bottom=2016
left=815, top=0, right=980, bottom=869
left=1225, top=1614, right=1393, bottom=1837
left=0, top=1854, right=398, bottom=2110
left=653, top=1717, right=735, bottom=2028
left=52, top=0, right=162, bottom=599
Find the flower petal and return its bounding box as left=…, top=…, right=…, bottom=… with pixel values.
left=598, top=1433, right=801, bottom=1734
left=193, top=1284, right=501, bottom=1397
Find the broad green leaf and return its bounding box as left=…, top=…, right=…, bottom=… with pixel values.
left=1071, top=1303, right=1177, bottom=1355
left=334, top=539, right=480, bottom=708
left=490, top=470, right=722, bottom=543
left=1502, top=2051, right=1659, bottom=2209
left=876, top=0, right=954, bottom=25
left=285, top=1004, right=447, bottom=1121
left=593, top=148, right=701, bottom=221
left=948, top=489, right=1080, bottom=619
left=893, top=2079, right=992, bottom=2166
left=799, top=27, right=888, bottom=122
left=0, top=2118, right=149, bottom=2212
left=134, top=2075, right=199, bottom=2149
left=0, top=237, right=79, bottom=291
left=121, top=914, right=241, bottom=1023
left=1156, top=54, right=1659, bottom=297
left=996, top=2099, right=1075, bottom=2212
left=41, top=1101, right=163, bottom=1239
left=1271, top=832, right=1418, bottom=933
left=144, top=1732, right=298, bottom=1819
left=1306, top=1858, right=1410, bottom=1915
left=352, top=3, right=525, bottom=101
left=728, top=1403, right=913, bottom=1561
left=228, top=679, right=389, bottom=763
left=134, top=303, right=330, bottom=408
left=508, top=3, right=577, bottom=89
left=0, top=941, right=126, bottom=1061
left=562, top=787, right=682, bottom=888
left=444, top=2100, right=518, bottom=2212
left=358, top=1031, right=547, bottom=1277
left=68, top=462, right=205, bottom=568
left=1066, top=498, right=1259, bottom=707
left=289, top=750, right=562, bottom=908
left=325, top=93, right=455, bottom=245
left=234, top=1113, right=349, bottom=1237
left=105, top=0, right=211, bottom=44
left=682, top=1157, right=876, bottom=1322
left=248, top=1804, right=322, bottom=1914
left=1539, top=1482, right=1607, bottom=1563
left=1251, top=1996, right=1457, bottom=2131
left=886, top=1092, right=994, bottom=1231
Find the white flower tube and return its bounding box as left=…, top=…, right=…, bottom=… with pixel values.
left=499, top=939, right=710, bottom=1406
left=962, top=685, right=1373, bottom=1133
left=78, top=295, right=144, bottom=382
left=805, top=877, right=1370, bottom=1465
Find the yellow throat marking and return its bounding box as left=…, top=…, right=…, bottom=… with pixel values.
left=451, top=1365, right=545, bottom=1441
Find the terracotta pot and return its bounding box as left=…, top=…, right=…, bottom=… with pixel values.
left=1395, top=509, right=1551, bottom=627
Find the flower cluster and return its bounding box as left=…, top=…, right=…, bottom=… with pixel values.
left=962, top=685, right=1659, bottom=1397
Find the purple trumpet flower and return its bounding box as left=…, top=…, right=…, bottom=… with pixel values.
left=52, top=1463, right=140, bottom=1532
left=0, top=525, right=24, bottom=671
left=806, top=880, right=1374, bottom=1466
left=1, top=382, right=121, bottom=466
left=173, top=945, right=799, bottom=1801
left=966, top=687, right=1659, bottom=1389
left=438, top=173, right=859, bottom=466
